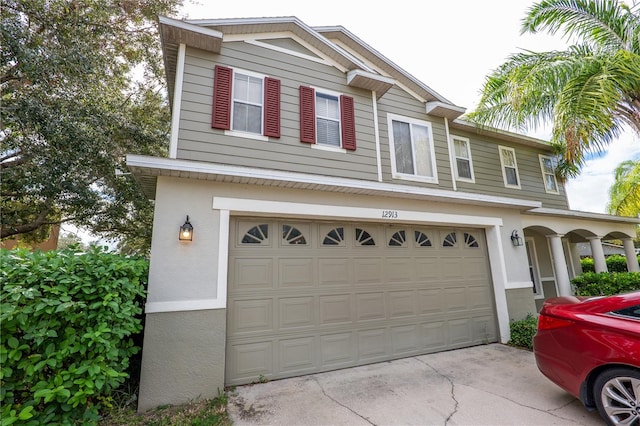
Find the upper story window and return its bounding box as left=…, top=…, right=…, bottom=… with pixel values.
left=299, top=86, right=356, bottom=151
left=387, top=113, right=438, bottom=184
left=211, top=65, right=281, bottom=139
left=539, top=155, right=559, bottom=194
left=451, top=136, right=474, bottom=183
left=498, top=146, right=521, bottom=189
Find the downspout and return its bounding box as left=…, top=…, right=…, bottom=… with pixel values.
left=444, top=117, right=457, bottom=191
left=372, top=91, right=383, bottom=182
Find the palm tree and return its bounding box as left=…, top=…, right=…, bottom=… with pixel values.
left=607, top=159, right=640, bottom=217
left=468, top=0, right=640, bottom=177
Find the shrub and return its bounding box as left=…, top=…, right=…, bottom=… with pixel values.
left=572, top=272, right=640, bottom=296
left=509, top=314, right=538, bottom=350
left=606, top=255, right=629, bottom=273
left=580, top=257, right=595, bottom=273
left=0, top=246, right=148, bottom=425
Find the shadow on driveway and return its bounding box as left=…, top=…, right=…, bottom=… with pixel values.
left=227, top=344, right=603, bottom=425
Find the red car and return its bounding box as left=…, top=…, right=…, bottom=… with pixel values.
left=533, top=291, right=640, bottom=426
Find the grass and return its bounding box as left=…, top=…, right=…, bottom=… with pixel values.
left=98, top=391, right=232, bottom=426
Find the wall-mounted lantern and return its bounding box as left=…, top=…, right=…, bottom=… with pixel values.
left=179, top=216, right=193, bottom=241
left=510, top=230, right=523, bottom=247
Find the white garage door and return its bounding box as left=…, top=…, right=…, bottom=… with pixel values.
left=226, top=218, right=498, bottom=385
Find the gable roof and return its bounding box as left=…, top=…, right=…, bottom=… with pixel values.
left=158, top=15, right=464, bottom=117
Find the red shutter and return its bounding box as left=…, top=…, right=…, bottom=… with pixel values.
left=340, top=95, right=356, bottom=151
left=263, top=77, right=281, bottom=138
left=211, top=65, right=232, bottom=130
left=299, top=86, right=316, bottom=143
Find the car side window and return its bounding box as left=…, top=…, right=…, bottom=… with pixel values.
left=611, top=305, right=640, bottom=319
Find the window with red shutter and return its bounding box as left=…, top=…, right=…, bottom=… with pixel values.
left=212, top=66, right=280, bottom=138
left=300, top=86, right=357, bottom=150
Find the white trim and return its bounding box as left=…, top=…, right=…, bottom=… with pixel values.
left=506, top=281, right=534, bottom=290
left=126, top=154, right=543, bottom=209
left=224, top=130, right=269, bottom=141
left=169, top=43, right=186, bottom=159
left=245, top=39, right=327, bottom=65
left=159, top=15, right=224, bottom=39
left=145, top=299, right=224, bottom=313
left=540, top=276, right=556, bottom=282
left=538, top=154, right=560, bottom=194
left=212, top=197, right=503, bottom=227
left=387, top=113, right=439, bottom=185
left=311, top=144, right=346, bottom=154
left=445, top=118, right=457, bottom=191
left=372, top=91, right=382, bottom=182
left=498, top=145, right=521, bottom=189
left=216, top=209, right=230, bottom=310
left=450, top=135, right=475, bottom=183
left=485, top=226, right=511, bottom=344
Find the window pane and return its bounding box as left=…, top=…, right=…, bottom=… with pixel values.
left=233, top=103, right=262, bottom=133
left=541, top=157, right=554, bottom=173
left=316, top=93, right=339, bottom=119
left=317, top=118, right=340, bottom=146
left=392, top=121, right=414, bottom=174
left=501, top=149, right=515, bottom=167
left=456, top=158, right=472, bottom=179
left=545, top=174, right=558, bottom=192
left=506, top=167, right=518, bottom=186
left=454, top=139, right=469, bottom=159
left=234, top=74, right=262, bottom=104
left=412, top=124, right=433, bottom=177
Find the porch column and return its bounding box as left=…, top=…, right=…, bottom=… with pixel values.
left=548, top=234, right=572, bottom=296
left=587, top=236, right=607, bottom=273
left=623, top=238, right=640, bottom=272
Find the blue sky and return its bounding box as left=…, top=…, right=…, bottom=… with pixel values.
left=179, top=0, right=640, bottom=214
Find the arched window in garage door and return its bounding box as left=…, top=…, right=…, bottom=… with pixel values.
left=464, top=232, right=479, bottom=248
left=355, top=228, right=375, bottom=246
left=241, top=224, right=269, bottom=244
left=282, top=224, right=307, bottom=245
left=322, top=227, right=345, bottom=246
left=414, top=231, right=432, bottom=247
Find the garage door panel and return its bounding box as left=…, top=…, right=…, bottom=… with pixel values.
left=318, top=258, right=350, bottom=286
left=353, top=258, right=383, bottom=284
left=321, top=332, right=355, bottom=366
left=389, top=290, right=416, bottom=318
left=227, top=341, right=273, bottom=380
left=279, top=297, right=315, bottom=329
left=391, top=324, right=419, bottom=355
left=319, top=294, right=352, bottom=325
left=227, top=219, right=497, bottom=385
left=279, top=258, right=314, bottom=288
left=385, top=257, right=413, bottom=283
left=356, top=292, right=386, bottom=321
left=358, top=328, right=388, bottom=361
left=417, top=289, right=445, bottom=315
left=279, top=337, right=316, bottom=373
left=231, top=299, right=274, bottom=333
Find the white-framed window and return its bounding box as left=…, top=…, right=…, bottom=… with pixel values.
left=387, top=113, right=438, bottom=184
left=539, top=155, right=559, bottom=194
left=451, top=135, right=474, bottom=182
left=315, top=91, right=341, bottom=147
left=231, top=69, right=264, bottom=135
left=498, top=146, right=521, bottom=189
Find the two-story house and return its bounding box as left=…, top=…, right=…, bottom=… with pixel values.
left=126, top=16, right=640, bottom=412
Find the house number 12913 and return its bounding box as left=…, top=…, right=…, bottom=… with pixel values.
left=382, top=210, right=398, bottom=219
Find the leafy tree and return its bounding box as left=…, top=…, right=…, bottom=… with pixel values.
left=607, top=159, right=640, bottom=217
left=1, top=0, right=183, bottom=255
left=468, top=0, right=640, bottom=177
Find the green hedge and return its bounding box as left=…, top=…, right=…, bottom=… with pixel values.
left=0, top=246, right=148, bottom=425
left=508, top=314, right=537, bottom=350
left=572, top=272, right=640, bottom=296
left=580, top=254, right=640, bottom=273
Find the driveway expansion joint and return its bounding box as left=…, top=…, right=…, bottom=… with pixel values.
left=311, top=375, right=376, bottom=425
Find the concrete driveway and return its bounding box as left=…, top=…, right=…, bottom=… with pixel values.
left=227, top=343, right=603, bottom=425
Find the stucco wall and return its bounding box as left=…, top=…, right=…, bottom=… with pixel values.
left=138, top=309, right=226, bottom=412
left=505, top=288, right=538, bottom=321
